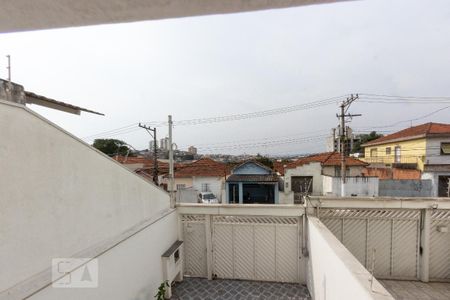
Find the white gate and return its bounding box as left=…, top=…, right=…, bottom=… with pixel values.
left=430, top=209, right=450, bottom=281
left=182, top=215, right=207, bottom=277
left=212, top=216, right=302, bottom=283
left=320, top=209, right=420, bottom=280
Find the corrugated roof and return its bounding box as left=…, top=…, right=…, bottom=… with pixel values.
left=362, top=122, right=450, bottom=146
left=285, top=152, right=367, bottom=169
left=25, top=91, right=104, bottom=115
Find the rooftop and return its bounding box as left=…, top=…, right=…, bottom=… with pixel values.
left=174, top=157, right=229, bottom=178
left=363, top=122, right=450, bottom=146
left=285, top=152, right=368, bottom=169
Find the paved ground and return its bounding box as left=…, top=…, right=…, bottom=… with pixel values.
left=171, top=277, right=311, bottom=300
left=380, top=280, right=450, bottom=300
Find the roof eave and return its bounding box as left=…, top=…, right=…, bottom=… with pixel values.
left=361, top=134, right=426, bottom=147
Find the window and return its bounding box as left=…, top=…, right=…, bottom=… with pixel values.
left=370, top=148, right=377, bottom=157
left=176, top=184, right=185, bottom=190
left=441, top=143, right=450, bottom=155
left=201, top=183, right=210, bottom=192
left=394, top=146, right=401, bottom=163
left=386, top=147, right=391, bottom=155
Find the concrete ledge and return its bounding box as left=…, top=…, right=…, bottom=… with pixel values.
left=307, top=216, right=394, bottom=300
left=310, top=196, right=450, bottom=209
left=176, top=203, right=305, bottom=216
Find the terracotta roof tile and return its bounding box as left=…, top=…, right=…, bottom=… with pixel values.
left=363, top=122, right=450, bottom=146
left=273, top=161, right=286, bottom=176
left=174, top=158, right=229, bottom=178
left=285, top=152, right=367, bottom=169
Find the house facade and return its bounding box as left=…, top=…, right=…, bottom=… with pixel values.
left=362, top=122, right=450, bottom=197
left=170, top=157, right=229, bottom=202
left=284, top=152, right=368, bottom=201
left=225, top=161, right=280, bottom=204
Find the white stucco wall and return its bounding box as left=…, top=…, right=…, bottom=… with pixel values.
left=307, top=217, right=393, bottom=300
left=285, top=162, right=323, bottom=196
left=322, top=165, right=365, bottom=177
left=28, top=211, right=178, bottom=300
left=0, top=100, right=177, bottom=297
left=322, top=176, right=379, bottom=197
left=192, top=176, right=224, bottom=199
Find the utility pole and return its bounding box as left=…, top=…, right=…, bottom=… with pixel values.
left=168, top=115, right=175, bottom=208
left=138, top=123, right=158, bottom=185
left=6, top=55, right=11, bottom=83
left=6, top=55, right=12, bottom=100
left=337, top=94, right=361, bottom=197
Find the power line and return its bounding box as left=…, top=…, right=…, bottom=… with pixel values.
left=355, top=105, right=450, bottom=131
left=82, top=94, right=348, bottom=140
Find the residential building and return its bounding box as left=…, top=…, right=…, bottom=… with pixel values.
left=188, top=145, right=197, bottom=155
left=284, top=152, right=369, bottom=201
left=169, top=157, right=229, bottom=202
left=225, top=161, right=280, bottom=204
left=326, top=126, right=360, bottom=154
left=362, top=122, right=450, bottom=197
left=160, top=137, right=170, bottom=151
left=149, top=140, right=158, bottom=152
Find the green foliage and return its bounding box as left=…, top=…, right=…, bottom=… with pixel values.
left=352, top=131, right=383, bottom=154
left=255, top=153, right=274, bottom=169
left=155, top=280, right=169, bottom=300
left=92, top=138, right=131, bottom=157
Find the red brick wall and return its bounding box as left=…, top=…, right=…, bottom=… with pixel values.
left=363, top=167, right=421, bottom=180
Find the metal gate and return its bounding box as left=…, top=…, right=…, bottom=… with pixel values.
left=320, top=209, right=420, bottom=280
left=212, top=216, right=302, bottom=283
left=430, top=209, right=450, bottom=281
left=182, top=215, right=207, bottom=277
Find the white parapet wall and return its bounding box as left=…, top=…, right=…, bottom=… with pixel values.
left=322, top=176, right=379, bottom=197
left=306, top=216, right=394, bottom=300
left=0, top=100, right=178, bottom=299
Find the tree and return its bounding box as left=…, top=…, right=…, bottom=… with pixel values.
left=92, top=139, right=131, bottom=157
left=255, top=153, right=274, bottom=169
left=352, top=131, right=383, bottom=154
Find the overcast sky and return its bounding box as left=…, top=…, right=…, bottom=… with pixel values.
left=1, top=0, right=450, bottom=155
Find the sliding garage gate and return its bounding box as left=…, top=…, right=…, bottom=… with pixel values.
left=320, top=209, right=420, bottom=280
left=182, top=214, right=304, bottom=283
left=182, top=215, right=207, bottom=277
left=430, top=209, right=450, bottom=281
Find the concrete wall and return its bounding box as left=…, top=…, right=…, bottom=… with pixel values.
left=323, top=176, right=379, bottom=197
left=322, top=165, right=365, bottom=177
left=0, top=100, right=178, bottom=298
left=176, top=188, right=199, bottom=203
left=379, top=179, right=432, bottom=197
left=192, top=176, right=224, bottom=199
left=421, top=173, right=448, bottom=197
left=307, top=216, right=393, bottom=300
left=285, top=162, right=323, bottom=196
left=173, top=177, right=193, bottom=190
left=28, top=211, right=178, bottom=300
left=425, top=137, right=450, bottom=165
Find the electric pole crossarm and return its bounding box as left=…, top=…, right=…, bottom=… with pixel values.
left=336, top=94, right=361, bottom=197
